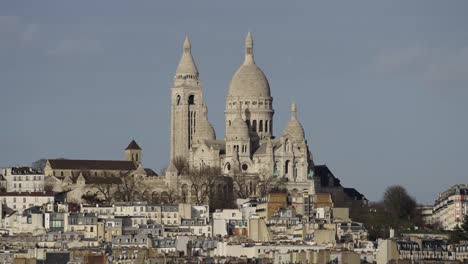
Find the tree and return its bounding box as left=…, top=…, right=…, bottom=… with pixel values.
left=232, top=170, right=251, bottom=199
left=358, top=186, right=420, bottom=241
left=115, top=172, right=144, bottom=203
left=383, top=185, right=417, bottom=221
left=31, top=159, right=47, bottom=172
left=81, top=193, right=103, bottom=205
left=449, top=224, right=468, bottom=244
left=173, top=156, right=190, bottom=175
left=462, top=215, right=468, bottom=233
left=256, top=169, right=286, bottom=197
left=94, top=181, right=118, bottom=205
left=188, top=165, right=221, bottom=205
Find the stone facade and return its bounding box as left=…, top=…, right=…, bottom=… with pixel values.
left=169, top=33, right=316, bottom=195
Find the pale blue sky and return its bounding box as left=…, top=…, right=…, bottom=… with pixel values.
left=1, top=1, right=467, bottom=204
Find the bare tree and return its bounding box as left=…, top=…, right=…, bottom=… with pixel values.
left=232, top=169, right=251, bottom=199
left=383, top=185, right=417, bottom=220
left=173, top=156, right=190, bottom=175
left=188, top=165, right=221, bottom=205
left=44, top=182, right=55, bottom=192
left=31, top=159, right=47, bottom=172
left=256, top=168, right=285, bottom=197
left=94, top=182, right=117, bottom=205
left=113, top=172, right=148, bottom=203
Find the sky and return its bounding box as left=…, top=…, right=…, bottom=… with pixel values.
left=1, top=1, right=467, bottom=204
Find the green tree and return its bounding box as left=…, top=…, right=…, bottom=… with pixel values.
left=449, top=224, right=467, bottom=244
left=461, top=215, right=468, bottom=232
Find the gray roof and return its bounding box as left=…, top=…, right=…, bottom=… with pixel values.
left=47, top=159, right=137, bottom=171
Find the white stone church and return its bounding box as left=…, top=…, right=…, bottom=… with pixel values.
left=169, top=33, right=316, bottom=193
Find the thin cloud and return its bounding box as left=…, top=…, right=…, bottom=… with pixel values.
left=48, top=38, right=102, bottom=56
left=0, top=15, right=19, bottom=33
left=366, top=45, right=468, bottom=91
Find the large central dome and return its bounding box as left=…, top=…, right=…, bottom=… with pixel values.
left=227, top=32, right=271, bottom=98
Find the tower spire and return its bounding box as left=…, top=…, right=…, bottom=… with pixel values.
left=291, top=101, right=297, bottom=120
left=175, top=35, right=199, bottom=78
left=183, top=35, right=191, bottom=53
left=244, top=32, right=254, bottom=65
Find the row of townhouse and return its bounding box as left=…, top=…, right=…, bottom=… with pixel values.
left=0, top=167, right=45, bottom=193
left=418, top=184, right=468, bottom=230
left=81, top=203, right=209, bottom=227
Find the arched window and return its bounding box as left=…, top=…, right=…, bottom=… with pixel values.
left=293, top=162, right=298, bottom=180
left=265, top=120, right=269, bottom=132
left=285, top=139, right=290, bottom=152
left=285, top=160, right=290, bottom=175
left=252, top=120, right=257, bottom=132
left=228, top=120, right=231, bottom=126
left=188, top=95, right=195, bottom=105
left=135, top=153, right=139, bottom=161
left=259, top=120, right=263, bottom=132
left=176, top=95, right=181, bottom=105
left=274, top=161, right=280, bottom=177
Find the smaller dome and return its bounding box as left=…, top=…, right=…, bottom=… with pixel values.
left=283, top=102, right=305, bottom=141
left=194, top=105, right=216, bottom=142
left=227, top=106, right=249, bottom=140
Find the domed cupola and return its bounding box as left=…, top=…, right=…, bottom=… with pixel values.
left=226, top=105, right=250, bottom=140
left=284, top=102, right=305, bottom=141
left=194, top=105, right=216, bottom=143
left=175, top=36, right=199, bottom=81
left=228, top=32, right=270, bottom=97
left=225, top=33, right=275, bottom=142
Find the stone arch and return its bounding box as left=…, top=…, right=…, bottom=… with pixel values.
left=224, top=163, right=231, bottom=173
left=285, top=139, right=291, bottom=152
left=188, top=94, right=195, bottom=105
left=285, top=160, right=291, bottom=175
left=293, top=162, right=298, bottom=181
left=161, top=191, right=170, bottom=205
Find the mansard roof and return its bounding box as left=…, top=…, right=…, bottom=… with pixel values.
left=343, top=188, right=367, bottom=201
left=314, top=164, right=342, bottom=187
left=47, top=159, right=137, bottom=171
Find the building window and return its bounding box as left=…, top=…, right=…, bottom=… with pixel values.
left=259, top=120, right=263, bottom=132
left=242, top=164, right=248, bottom=171
left=188, top=95, right=195, bottom=105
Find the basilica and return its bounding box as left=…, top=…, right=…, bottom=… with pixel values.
left=169, top=33, right=316, bottom=193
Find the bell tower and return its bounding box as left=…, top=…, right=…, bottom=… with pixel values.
left=170, top=36, right=204, bottom=161
left=125, top=139, right=142, bottom=166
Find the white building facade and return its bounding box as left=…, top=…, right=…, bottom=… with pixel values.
left=168, top=33, right=316, bottom=195
left=433, top=184, right=468, bottom=230
left=1, top=167, right=44, bottom=192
